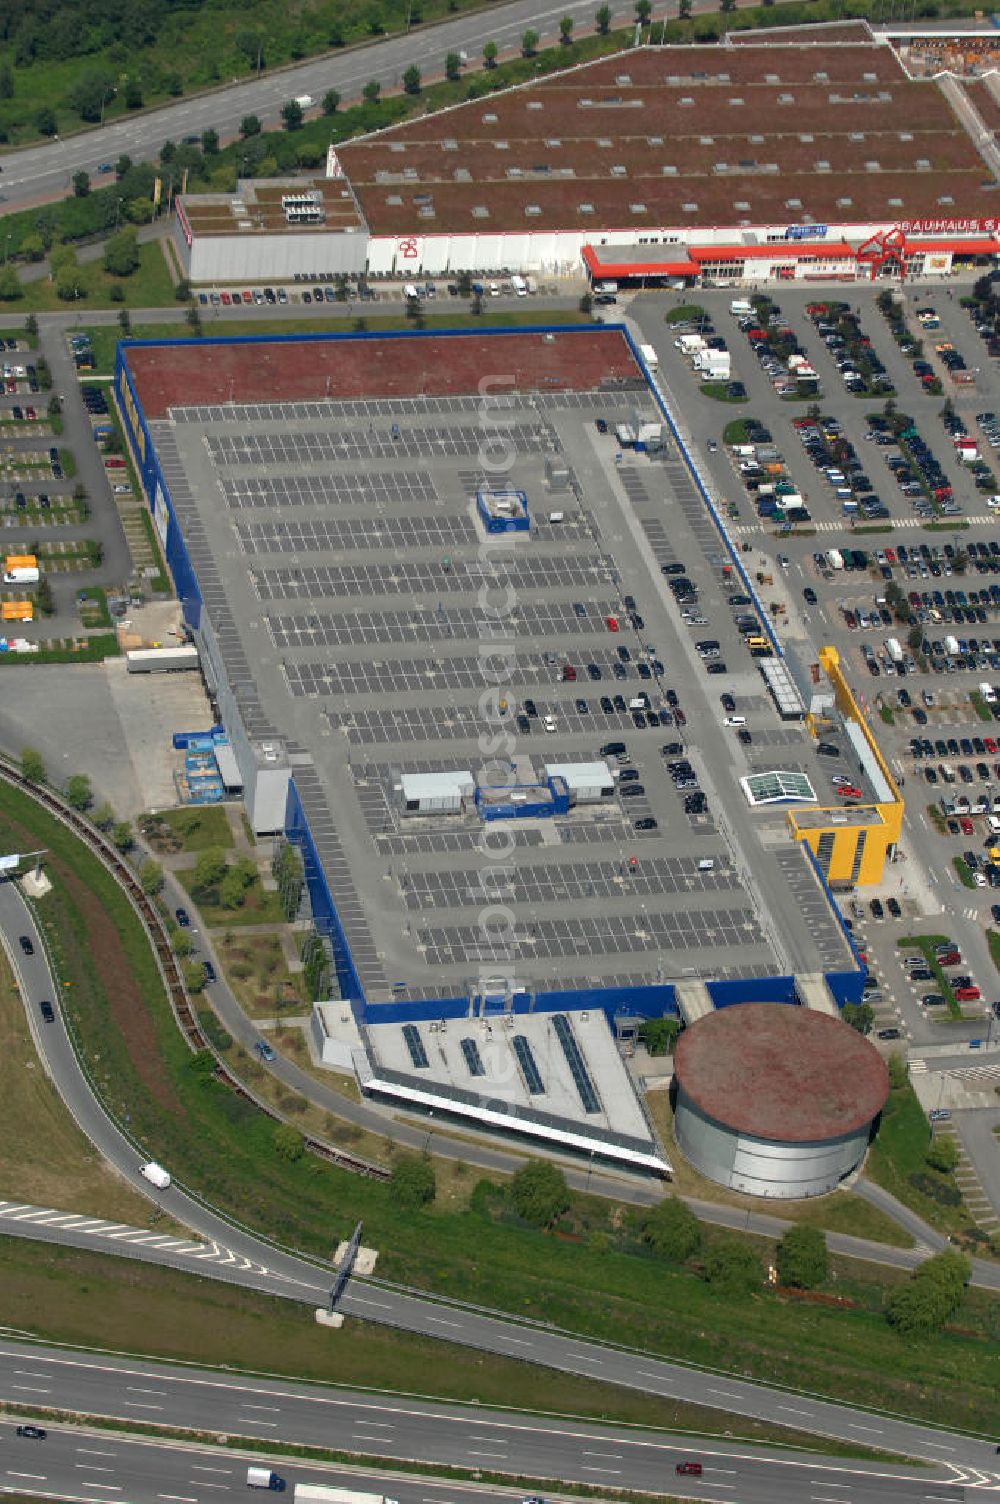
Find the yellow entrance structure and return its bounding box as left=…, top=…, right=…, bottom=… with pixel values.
left=787, top=645, right=904, bottom=888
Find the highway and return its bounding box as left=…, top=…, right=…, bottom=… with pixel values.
left=3, top=787, right=1000, bottom=1470
left=0, top=0, right=810, bottom=213
left=0, top=1342, right=998, bottom=1503
left=0, top=0, right=639, bottom=211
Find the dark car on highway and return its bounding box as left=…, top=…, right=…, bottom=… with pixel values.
left=19, top=934, right=33, bottom=955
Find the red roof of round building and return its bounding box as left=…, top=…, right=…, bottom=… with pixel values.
left=673, top=1003, right=888, bottom=1144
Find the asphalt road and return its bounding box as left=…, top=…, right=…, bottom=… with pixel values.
left=4, top=869, right=1000, bottom=1465
left=1, top=1343, right=998, bottom=1503
left=0, top=0, right=814, bottom=212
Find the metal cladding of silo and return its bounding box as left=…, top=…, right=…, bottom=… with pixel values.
left=672, top=1003, right=889, bottom=1199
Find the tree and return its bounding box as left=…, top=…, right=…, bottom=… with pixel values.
left=638, top=1016, right=680, bottom=1055
left=21, top=747, right=45, bottom=783
left=720, top=0, right=736, bottom=11
left=595, top=4, right=611, bottom=32
left=126, top=197, right=155, bottom=225
left=907, top=624, right=924, bottom=652
left=165, top=72, right=183, bottom=97
left=887, top=1250, right=969, bottom=1336
left=183, top=961, right=207, bottom=994
left=522, top=29, right=540, bottom=56
left=240, top=115, right=262, bottom=138
left=559, top=15, right=574, bottom=43
left=123, top=78, right=143, bottom=110
left=67, top=68, right=115, bottom=123
left=193, top=848, right=228, bottom=894
left=118, top=308, right=132, bottom=335
left=643, top=1197, right=702, bottom=1262
left=72, top=170, right=91, bottom=198
left=390, top=1154, right=437, bottom=1210
left=103, top=228, right=140, bottom=277
left=115, top=153, right=133, bottom=178
left=93, top=801, right=115, bottom=830
left=35, top=106, right=58, bottom=137
left=925, top=1135, right=959, bottom=1173
left=185, top=304, right=202, bottom=335
left=679, top=0, right=692, bottom=17
left=579, top=291, right=593, bottom=315
left=0, top=266, right=22, bottom=302
left=635, top=0, right=652, bottom=19
left=702, top=1237, right=761, bottom=1295
left=445, top=52, right=461, bottom=81
left=219, top=868, right=251, bottom=910
left=510, top=1160, right=570, bottom=1227
left=402, top=64, right=422, bottom=95
left=112, top=821, right=134, bottom=853
left=457, top=269, right=472, bottom=296
left=139, top=858, right=164, bottom=896
left=322, top=89, right=341, bottom=115
left=64, top=773, right=93, bottom=811
left=281, top=99, right=304, bottom=131
left=842, top=1001, right=874, bottom=1036
left=0, top=63, right=13, bottom=100
left=201, top=128, right=220, bottom=154
left=173, top=930, right=193, bottom=959
left=21, top=236, right=45, bottom=265
left=362, top=79, right=381, bottom=105
left=174, top=278, right=191, bottom=302
left=236, top=30, right=265, bottom=70
left=776, top=1225, right=828, bottom=1289
left=483, top=40, right=498, bottom=68
left=273, top=1123, right=305, bottom=1161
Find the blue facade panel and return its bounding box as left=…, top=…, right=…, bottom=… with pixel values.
left=285, top=775, right=365, bottom=1010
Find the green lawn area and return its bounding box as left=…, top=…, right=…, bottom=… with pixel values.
left=2, top=777, right=999, bottom=1433
left=8, top=242, right=175, bottom=314
left=953, top=856, right=975, bottom=889
left=700, top=382, right=745, bottom=403
left=867, top=1080, right=986, bottom=1248
left=177, top=866, right=285, bottom=927
left=988, top=928, right=1000, bottom=973
left=665, top=305, right=705, bottom=325
left=0, top=1241, right=894, bottom=1460
left=898, top=935, right=961, bottom=1018
left=142, top=805, right=235, bottom=855
left=723, top=417, right=754, bottom=445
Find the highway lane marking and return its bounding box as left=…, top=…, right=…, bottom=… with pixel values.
left=124, top=1401, right=163, bottom=1410
left=707, top=1389, right=741, bottom=1400
left=921, top=1442, right=956, bottom=1452
left=77, top=1451, right=116, bottom=1458
left=75, top=1464, right=115, bottom=1473
left=581, top=1467, right=620, bottom=1475
left=85, top=1487, right=121, bottom=1494
left=778, top=1405, right=812, bottom=1416
left=466, top=1451, right=507, bottom=1459
left=353, top=1435, right=394, bottom=1445
left=10, top=1384, right=50, bottom=1393
left=345, top=1297, right=393, bottom=1311
left=191, top=1483, right=230, bottom=1491
left=7, top=1472, right=48, bottom=1480
left=158, top=1495, right=198, bottom=1502
left=846, top=1424, right=883, bottom=1433
left=190, top=1467, right=232, bottom=1475
left=570, top=1354, right=602, bottom=1364
left=425, top=1317, right=461, bottom=1329
left=809, top=1485, right=849, bottom=1490
left=498, top=1336, right=533, bottom=1346
left=240, top=1404, right=280, bottom=1412
left=127, top=1387, right=167, bottom=1396
left=812, top=1496, right=853, bottom=1503
left=348, top=1421, right=392, bottom=1429
left=582, top=1452, right=622, bottom=1460
left=13, top=1370, right=52, bottom=1379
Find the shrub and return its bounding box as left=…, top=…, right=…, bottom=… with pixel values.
left=642, top=1197, right=702, bottom=1262
left=509, top=1160, right=570, bottom=1227
left=702, top=1237, right=761, bottom=1295
left=390, top=1154, right=437, bottom=1210
left=775, top=1224, right=828, bottom=1289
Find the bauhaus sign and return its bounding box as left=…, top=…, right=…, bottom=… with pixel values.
left=897, top=218, right=999, bottom=235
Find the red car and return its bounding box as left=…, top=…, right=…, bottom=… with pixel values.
left=960, top=817, right=974, bottom=835
left=985, top=737, right=997, bottom=755
left=605, top=615, right=619, bottom=632
left=105, top=456, right=126, bottom=469
left=937, top=951, right=961, bottom=968
left=675, top=1462, right=703, bottom=1477
left=954, top=985, right=981, bottom=1001
left=838, top=784, right=862, bottom=799
left=242, top=290, right=253, bottom=304
left=221, top=291, right=231, bottom=306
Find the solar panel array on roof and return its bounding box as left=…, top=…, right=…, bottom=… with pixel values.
left=403, top=1023, right=430, bottom=1069
left=513, top=1034, right=545, bottom=1095
left=460, top=1036, right=486, bottom=1078
left=553, top=1013, right=600, bottom=1114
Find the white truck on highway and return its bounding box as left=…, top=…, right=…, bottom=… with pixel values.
left=294, top=1488, right=398, bottom=1504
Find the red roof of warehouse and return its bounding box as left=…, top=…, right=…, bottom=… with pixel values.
left=673, top=1002, right=888, bottom=1143
left=688, top=241, right=855, bottom=261
left=581, top=245, right=698, bottom=279
left=337, top=41, right=992, bottom=236
left=123, top=328, right=642, bottom=418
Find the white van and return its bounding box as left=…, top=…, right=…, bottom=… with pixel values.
left=140, top=1161, right=171, bottom=1189
left=698, top=858, right=716, bottom=871
left=724, top=715, right=747, bottom=727
left=547, top=510, right=565, bottom=524
left=988, top=815, right=1000, bottom=836
left=511, top=274, right=528, bottom=297
left=730, top=300, right=753, bottom=317
left=402, top=282, right=420, bottom=301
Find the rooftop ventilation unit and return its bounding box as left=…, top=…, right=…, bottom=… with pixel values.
left=525, top=205, right=541, bottom=216
left=849, top=131, right=865, bottom=141
left=785, top=197, right=802, bottom=208
left=765, top=72, right=781, bottom=83
left=837, top=196, right=853, bottom=207
left=546, top=137, right=562, bottom=147
left=527, top=100, right=543, bottom=110
left=799, top=133, right=814, bottom=143
left=888, top=196, right=904, bottom=207
left=611, top=163, right=627, bottom=176
left=865, top=160, right=881, bottom=172
left=597, top=137, right=613, bottom=147
left=442, top=138, right=457, bottom=150
left=661, top=164, right=678, bottom=175
left=898, top=131, right=913, bottom=142
left=777, top=92, right=794, bottom=104
left=616, top=73, right=633, bottom=85
left=389, top=142, right=406, bottom=154
left=863, top=71, right=878, bottom=81
left=729, top=96, right=744, bottom=106
left=814, top=70, right=829, bottom=81
left=494, top=139, right=509, bottom=150
left=482, top=111, right=498, bottom=123
left=648, top=134, right=664, bottom=145
left=915, top=158, right=931, bottom=170
left=386, top=193, right=403, bottom=205
left=472, top=205, right=490, bottom=218
left=938, top=194, right=955, bottom=204
left=749, top=132, right=765, bottom=143
left=281, top=191, right=324, bottom=225
left=699, top=134, right=715, bottom=144
left=682, top=201, right=699, bottom=212
left=630, top=202, right=647, bottom=213
left=679, top=96, right=694, bottom=107
left=578, top=202, right=594, bottom=213
left=506, top=166, right=523, bottom=178
left=453, top=167, right=472, bottom=181
left=734, top=199, right=750, bottom=210
left=815, top=160, right=831, bottom=172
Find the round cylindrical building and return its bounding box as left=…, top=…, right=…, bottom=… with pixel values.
left=672, top=1003, right=889, bottom=1199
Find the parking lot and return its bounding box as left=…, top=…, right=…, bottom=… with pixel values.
left=634, top=281, right=1000, bottom=1050
left=142, top=329, right=854, bottom=1007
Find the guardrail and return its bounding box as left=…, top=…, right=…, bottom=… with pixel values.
left=0, top=756, right=389, bottom=1183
